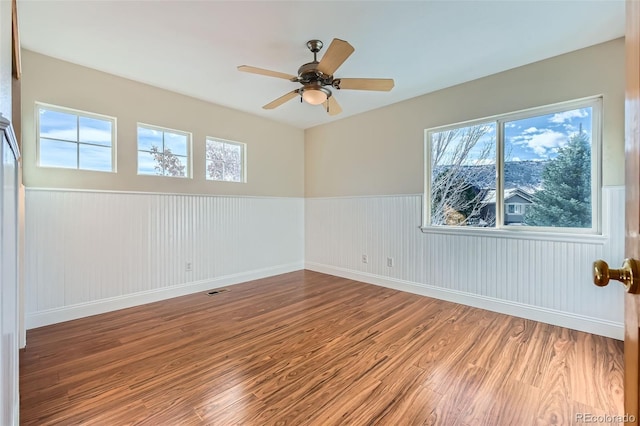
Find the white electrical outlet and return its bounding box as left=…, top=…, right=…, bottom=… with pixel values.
left=362, top=254, right=368, bottom=264
left=387, top=257, right=394, bottom=267
left=186, top=262, right=193, bottom=272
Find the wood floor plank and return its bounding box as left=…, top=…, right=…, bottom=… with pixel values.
left=20, top=270, right=625, bottom=425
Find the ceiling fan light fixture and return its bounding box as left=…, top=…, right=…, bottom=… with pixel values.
left=302, top=87, right=331, bottom=105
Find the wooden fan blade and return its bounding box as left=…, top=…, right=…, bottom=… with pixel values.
left=323, top=96, right=342, bottom=116
left=263, top=90, right=299, bottom=110
left=336, top=78, right=395, bottom=91
left=317, top=38, right=354, bottom=76
left=238, top=65, right=297, bottom=81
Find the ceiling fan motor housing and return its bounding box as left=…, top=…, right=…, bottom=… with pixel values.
left=297, top=62, right=332, bottom=85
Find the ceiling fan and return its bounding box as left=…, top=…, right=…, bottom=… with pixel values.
left=238, top=38, right=394, bottom=116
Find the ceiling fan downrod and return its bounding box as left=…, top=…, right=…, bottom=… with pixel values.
left=306, top=39, right=323, bottom=63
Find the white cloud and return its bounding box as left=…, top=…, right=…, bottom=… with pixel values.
left=523, top=127, right=538, bottom=134
left=525, top=129, right=567, bottom=156
left=508, top=135, right=532, bottom=147
left=549, top=109, right=588, bottom=124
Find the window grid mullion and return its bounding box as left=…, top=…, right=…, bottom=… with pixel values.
left=161, top=131, right=166, bottom=176
left=496, top=119, right=505, bottom=229
left=423, top=130, right=432, bottom=226
left=76, top=115, right=81, bottom=169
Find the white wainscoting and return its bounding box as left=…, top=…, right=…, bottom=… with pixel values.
left=305, top=187, right=626, bottom=339
left=24, top=189, right=304, bottom=328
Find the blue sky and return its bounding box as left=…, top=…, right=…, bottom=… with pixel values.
left=433, top=106, right=592, bottom=167
left=504, top=107, right=592, bottom=161
left=39, top=108, right=113, bottom=170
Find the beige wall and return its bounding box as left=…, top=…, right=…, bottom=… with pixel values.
left=305, top=38, right=625, bottom=197
left=22, top=38, right=625, bottom=199
left=21, top=50, right=304, bottom=197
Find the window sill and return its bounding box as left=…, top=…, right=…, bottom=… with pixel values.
left=419, top=225, right=608, bottom=245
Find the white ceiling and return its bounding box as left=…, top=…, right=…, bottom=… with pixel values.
left=18, top=0, right=625, bottom=130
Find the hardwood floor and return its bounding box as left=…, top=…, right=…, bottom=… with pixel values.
left=20, top=270, right=624, bottom=425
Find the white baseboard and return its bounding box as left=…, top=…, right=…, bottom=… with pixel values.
left=305, top=262, right=624, bottom=340
left=26, top=262, right=304, bottom=330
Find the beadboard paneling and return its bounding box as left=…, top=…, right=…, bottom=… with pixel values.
left=305, top=187, right=625, bottom=339
left=25, top=189, right=304, bottom=328
left=25, top=187, right=626, bottom=338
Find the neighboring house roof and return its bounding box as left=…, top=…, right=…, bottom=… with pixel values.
left=481, top=188, right=535, bottom=205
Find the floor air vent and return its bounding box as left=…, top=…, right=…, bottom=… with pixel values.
left=207, top=288, right=229, bottom=296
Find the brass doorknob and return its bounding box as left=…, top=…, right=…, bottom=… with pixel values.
left=593, top=258, right=640, bottom=293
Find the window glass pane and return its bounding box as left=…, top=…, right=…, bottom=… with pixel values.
left=226, top=143, right=241, bottom=158
left=38, top=105, right=115, bottom=172
left=138, top=126, right=163, bottom=151
left=206, top=139, right=244, bottom=182
left=223, top=143, right=241, bottom=182
left=164, top=132, right=188, bottom=156
left=79, top=116, right=112, bottom=146
left=39, top=139, right=77, bottom=168
left=137, top=126, right=189, bottom=177
left=504, top=107, right=592, bottom=228
left=39, top=109, right=77, bottom=142
left=206, top=140, right=222, bottom=160
left=79, top=144, right=112, bottom=171
left=138, top=150, right=160, bottom=175
left=430, top=123, right=496, bottom=227
left=171, top=155, right=188, bottom=177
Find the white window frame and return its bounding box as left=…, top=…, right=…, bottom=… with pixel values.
left=205, top=136, right=247, bottom=183
left=36, top=102, right=117, bottom=172
left=137, top=123, right=192, bottom=178
left=422, top=96, right=602, bottom=238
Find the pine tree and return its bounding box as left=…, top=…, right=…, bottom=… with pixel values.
left=523, top=129, right=591, bottom=227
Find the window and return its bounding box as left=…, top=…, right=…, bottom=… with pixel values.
left=137, top=124, right=191, bottom=178
left=424, top=97, right=601, bottom=233
left=507, top=204, right=526, bottom=215
left=206, top=137, right=246, bottom=182
left=37, top=103, right=115, bottom=172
